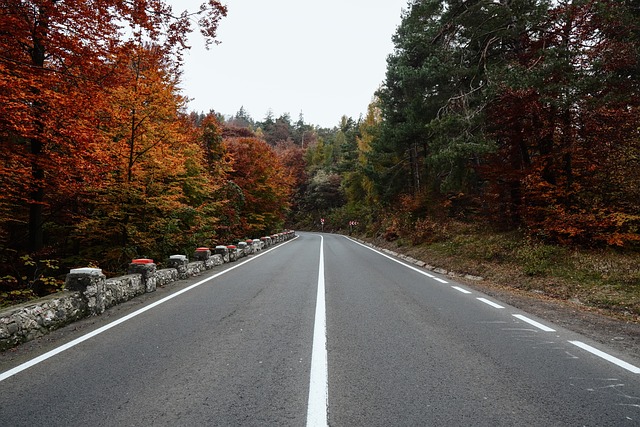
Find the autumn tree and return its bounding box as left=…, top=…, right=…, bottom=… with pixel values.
left=274, top=141, right=307, bottom=192
left=200, top=112, right=231, bottom=178
left=223, top=136, right=293, bottom=236
left=274, top=140, right=308, bottom=223
left=72, top=45, right=223, bottom=269
left=344, top=100, right=383, bottom=211
left=0, top=0, right=226, bottom=255
left=482, top=0, right=640, bottom=245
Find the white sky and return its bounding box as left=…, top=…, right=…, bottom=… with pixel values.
left=172, top=0, right=408, bottom=128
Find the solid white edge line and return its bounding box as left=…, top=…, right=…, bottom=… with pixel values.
left=477, top=297, right=505, bottom=309
left=0, top=237, right=298, bottom=383
left=306, top=235, right=328, bottom=427
left=512, top=314, right=555, bottom=332
left=452, top=286, right=472, bottom=294
left=343, top=236, right=448, bottom=284
left=569, top=341, right=640, bottom=374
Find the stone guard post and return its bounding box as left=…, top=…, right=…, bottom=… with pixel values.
left=195, top=247, right=218, bottom=269
left=128, top=259, right=157, bottom=293
left=193, top=247, right=211, bottom=261
left=227, top=245, right=238, bottom=262
left=214, top=245, right=229, bottom=263
left=65, top=267, right=106, bottom=316
left=168, top=255, right=188, bottom=279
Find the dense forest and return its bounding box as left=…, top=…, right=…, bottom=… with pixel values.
left=294, top=0, right=639, bottom=246
left=1, top=0, right=639, bottom=305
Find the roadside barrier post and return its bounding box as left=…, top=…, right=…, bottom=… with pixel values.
left=128, top=259, right=157, bottom=293
left=65, top=268, right=106, bottom=315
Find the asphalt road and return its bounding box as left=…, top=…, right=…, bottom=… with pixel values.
left=1, top=232, right=639, bottom=426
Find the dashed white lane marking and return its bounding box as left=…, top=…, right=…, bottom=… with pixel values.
left=569, top=341, right=640, bottom=374
left=512, top=314, right=556, bottom=332
left=0, top=238, right=298, bottom=383
left=477, top=298, right=505, bottom=309
left=306, top=235, right=328, bottom=427
left=452, top=286, right=472, bottom=294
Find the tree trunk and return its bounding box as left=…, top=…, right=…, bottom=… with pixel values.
left=27, top=5, right=49, bottom=252
left=28, top=137, right=44, bottom=252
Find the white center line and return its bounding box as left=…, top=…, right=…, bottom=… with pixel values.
left=306, top=235, right=328, bottom=427
left=569, top=341, right=640, bottom=374
left=512, top=314, right=556, bottom=332
left=452, top=286, right=472, bottom=294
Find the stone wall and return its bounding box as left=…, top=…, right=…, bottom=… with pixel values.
left=0, top=250, right=230, bottom=351
left=0, top=293, right=86, bottom=349
left=104, top=274, right=145, bottom=309
left=0, top=231, right=295, bottom=351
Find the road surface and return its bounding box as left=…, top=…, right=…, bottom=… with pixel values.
left=1, top=232, right=639, bottom=426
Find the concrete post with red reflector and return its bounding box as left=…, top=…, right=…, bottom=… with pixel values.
left=227, top=245, right=238, bottom=262
left=128, top=259, right=157, bottom=293
left=195, top=247, right=220, bottom=269
left=193, top=247, right=211, bottom=261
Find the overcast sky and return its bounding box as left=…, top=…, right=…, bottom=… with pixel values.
left=172, top=0, right=408, bottom=128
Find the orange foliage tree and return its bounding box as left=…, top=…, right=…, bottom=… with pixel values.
left=274, top=140, right=307, bottom=220
left=197, top=113, right=238, bottom=243
left=0, top=1, right=226, bottom=293
left=0, top=0, right=226, bottom=254
left=71, top=45, right=224, bottom=269
left=223, top=136, right=294, bottom=237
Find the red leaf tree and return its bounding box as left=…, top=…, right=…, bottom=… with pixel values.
left=0, top=0, right=226, bottom=253
left=223, top=136, right=294, bottom=237
left=481, top=0, right=640, bottom=246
